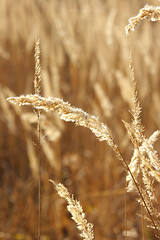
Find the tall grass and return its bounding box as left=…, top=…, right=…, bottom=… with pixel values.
left=1, top=0, right=160, bottom=239
left=7, top=50, right=160, bottom=239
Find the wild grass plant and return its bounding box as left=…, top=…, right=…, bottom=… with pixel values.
left=7, top=47, right=160, bottom=239
left=1, top=0, right=160, bottom=239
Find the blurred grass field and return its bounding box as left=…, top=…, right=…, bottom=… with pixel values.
left=0, top=0, right=160, bottom=239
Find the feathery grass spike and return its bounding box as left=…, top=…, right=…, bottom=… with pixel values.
left=34, top=37, right=41, bottom=95
left=49, top=180, right=94, bottom=240
left=124, top=57, right=160, bottom=233
left=7, top=94, right=115, bottom=148
left=126, top=4, right=160, bottom=35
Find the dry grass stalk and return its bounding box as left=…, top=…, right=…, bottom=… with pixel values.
left=0, top=85, right=16, bottom=134
left=3, top=86, right=60, bottom=173
left=49, top=180, right=94, bottom=240
left=2, top=1, right=160, bottom=238
left=7, top=92, right=159, bottom=234
left=123, top=59, right=160, bottom=231
left=6, top=39, right=160, bottom=236
left=93, top=82, right=113, bottom=118
left=34, top=37, right=41, bottom=240
left=7, top=94, right=116, bottom=149
left=126, top=4, right=160, bottom=35
left=34, top=37, right=41, bottom=95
